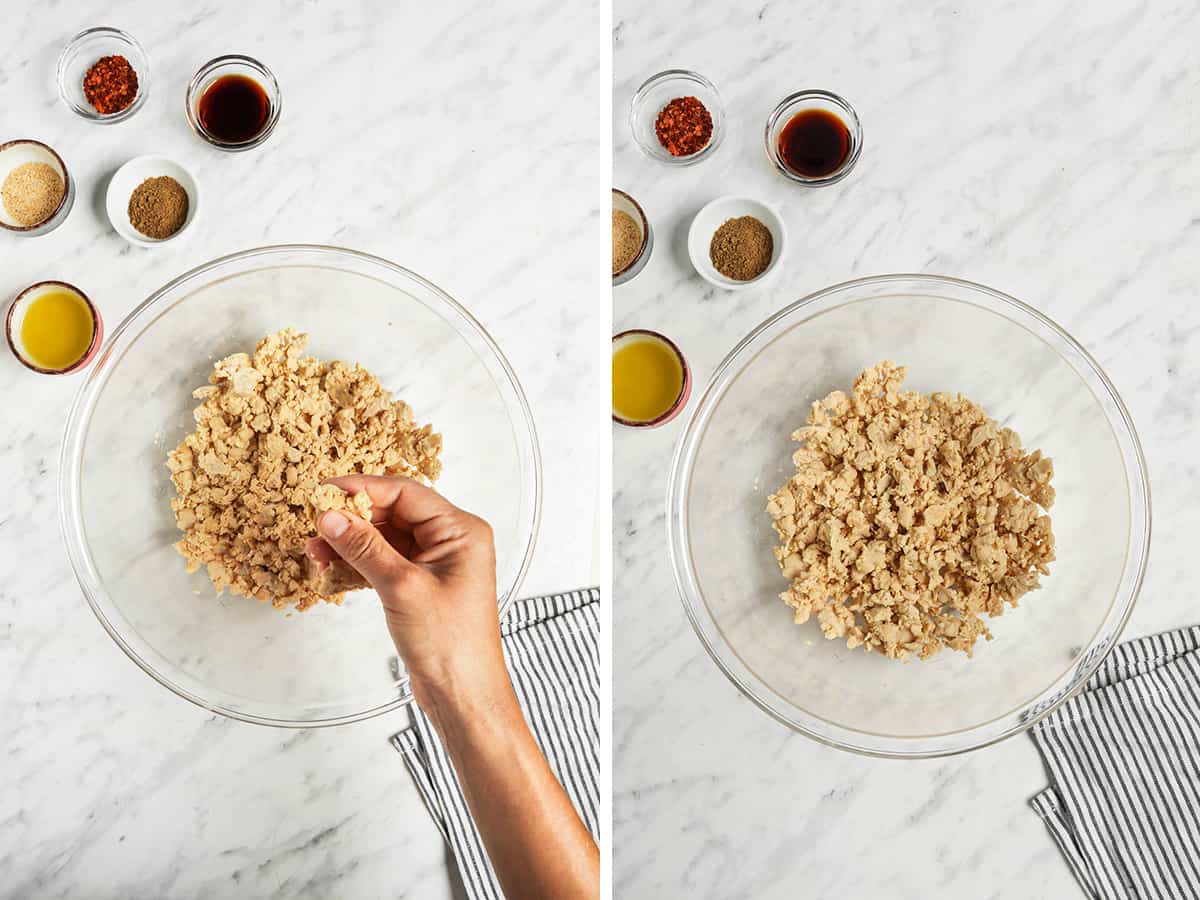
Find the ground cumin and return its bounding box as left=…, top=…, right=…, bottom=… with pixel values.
left=128, top=176, right=188, bottom=239
left=709, top=216, right=773, bottom=281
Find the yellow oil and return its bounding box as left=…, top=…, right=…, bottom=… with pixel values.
left=20, top=290, right=94, bottom=370
left=612, top=336, right=683, bottom=422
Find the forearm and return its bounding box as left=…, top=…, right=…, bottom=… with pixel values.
left=420, top=678, right=599, bottom=900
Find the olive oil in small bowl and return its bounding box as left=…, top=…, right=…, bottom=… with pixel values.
left=6, top=281, right=102, bottom=374
left=612, top=330, right=691, bottom=428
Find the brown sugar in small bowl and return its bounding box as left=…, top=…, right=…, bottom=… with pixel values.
left=0, top=140, right=75, bottom=236
left=612, top=329, right=692, bottom=428
left=613, top=189, right=652, bottom=286
left=6, top=281, right=103, bottom=375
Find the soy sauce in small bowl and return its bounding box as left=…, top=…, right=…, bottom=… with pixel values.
left=186, top=55, right=281, bottom=152
left=199, top=75, right=270, bottom=144
left=765, top=90, right=862, bottom=186
left=778, top=109, right=850, bottom=178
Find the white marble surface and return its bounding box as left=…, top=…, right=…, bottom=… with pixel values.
left=614, top=1, right=1193, bottom=897
left=0, top=1, right=601, bottom=897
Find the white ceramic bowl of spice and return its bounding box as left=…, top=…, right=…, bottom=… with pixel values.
left=0, top=140, right=74, bottom=237
left=687, top=196, right=786, bottom=290
left=106, top=155, right=198, bottom=246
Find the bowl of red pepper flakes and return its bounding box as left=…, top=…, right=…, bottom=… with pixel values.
left=57, top=27, right=149, bottom=124
left=629, top=69, right=724, bottom=166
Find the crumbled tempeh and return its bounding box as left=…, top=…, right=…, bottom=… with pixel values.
left=766, top=361, right=1055, bottom=660
left=167, top=329, right=441, bottom=611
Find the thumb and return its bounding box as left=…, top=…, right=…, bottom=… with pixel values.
left=317, top=510, right=413, bottom=589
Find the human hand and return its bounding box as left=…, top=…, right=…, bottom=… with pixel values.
left=304, top=475, right=510, bottom=717
left=308, top=477, right=596, bottom=900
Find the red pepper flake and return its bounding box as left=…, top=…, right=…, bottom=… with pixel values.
left=82, top=55, right=139, bottom=115
left=654, top=96, right=713, bottom=157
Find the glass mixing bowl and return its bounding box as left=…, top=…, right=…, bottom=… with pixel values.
left=668, top=274, right=1150, bottom=757
left=60, top=245, right=541, bottom=727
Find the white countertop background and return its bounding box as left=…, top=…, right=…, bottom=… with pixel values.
left=0, top=2, right=602, bottom=897
left=614, top=1, right=1194, bottom=897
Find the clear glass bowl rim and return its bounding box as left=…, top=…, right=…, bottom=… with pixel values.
left=629, top=68, right=724, bottom=167
left=56, top=26, right=150, bottom=124
left=59, top=244, right=543, bottom=727
left=667, top=273, right=1151, bottom=758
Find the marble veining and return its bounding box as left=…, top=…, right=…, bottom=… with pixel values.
left=0, top=1, right=600, bottom=897
left=614, top=1, right=1195, bottom=897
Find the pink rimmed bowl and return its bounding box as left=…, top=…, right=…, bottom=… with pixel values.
left=612, top=329, right=692, bottom=428
left=6, top=281, right=103, bottom=374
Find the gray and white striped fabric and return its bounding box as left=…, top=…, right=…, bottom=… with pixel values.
left=1030, top=626, right=1200, bottom=900
left=392, top=588, right=600, bottom=900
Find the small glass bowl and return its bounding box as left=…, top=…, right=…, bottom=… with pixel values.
left=0, top=140, right=75, bottom=236
left=765, top=90, right=863, bottom=186
left=57, top=27, right=149, bottom=123
left=629, top=70, right=724, bottom=166
left=185, top=55, right=282, bottom=152
left=613, top=189, right=652, bottom=286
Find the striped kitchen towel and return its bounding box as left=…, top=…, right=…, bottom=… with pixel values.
left=391, top=588, right=600, bottom=900
left=1030, top=626, right=1200, bottom=900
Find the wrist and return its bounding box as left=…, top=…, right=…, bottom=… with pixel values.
left=411, top=658, right=521, bottom=735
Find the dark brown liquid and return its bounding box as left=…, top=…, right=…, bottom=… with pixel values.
left=778, top=109, right=851, bottom=178
left=198, top=75, right=270, bottom=144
